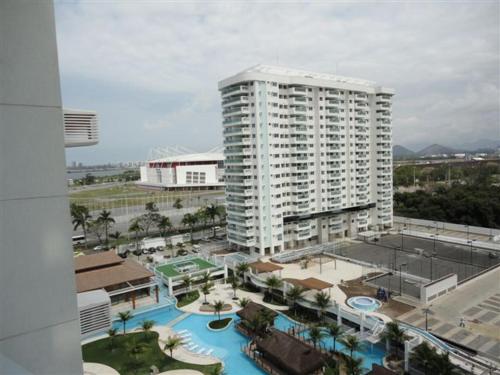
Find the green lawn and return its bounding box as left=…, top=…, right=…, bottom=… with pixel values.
left=177, top=290, right=200, bottom=308
left=208, top=317, right=233, bottom=330
left=157, top=258, right=217, bottom=278
left=82, top=331, right=220, bottom=375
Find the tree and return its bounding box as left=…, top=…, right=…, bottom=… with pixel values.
left=126, top=337, right=148, bottom=363
left=213, top=300, right=225, bottom=321
left=286, top=285, right=304, bottom=316
left=205, top=204, right=221, bottom=238
left=157, top=215, right=172, bottom=241
left=181, top=213, right=198, bottom=241
left=201, top=282, right=213, bottom=305
left=340, top=335, right=361, bottom=359
left=201, top=271, right=211, bottom=284
left=173, top=198, right=183, bottom=211
left=229, top=275, right=239, bottom=299
left=208, top=365, right=225, bottom=375
left=265, top=275, right=283, bottom=303
left=140, top=202, right=161, bottom=236
left=88, top=219, right=106, bottom=245
left=411, top=341, right=434, bottom=375
left=118, top=311, right=133, bottom=334
left=98, top=209, right=115, bottom=246
left=109, top=231, right=121, bottom=248
left=128, top=219, right=144, bottom=253
left=71, top=203, right=91, bottom=248
left=327, top=322, right=343, bottom=352
left=380, top=321, right=406, bottom=358
left=308, top=325, right=325, bottom=349
left=236, top=262, right=250, bottom=282
left=196, top=207, right=209, bottom=238
left=313, top=291, right=331, bottom=322
left=107, top=328, right=118, bottom=351
left=141, top=320, right=155, bottom=339
left=164, top=335, right=183, bottom=358
left=182, top=275, right=192, bottom=291
left=343, top=356, right=364, bottom=375
left=176, top=241, right=186, bottom=256
left=239, top=297, right=251, bottom=308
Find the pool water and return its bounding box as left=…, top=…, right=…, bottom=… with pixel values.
left=112, top=305, right=385, bottom=375
left=347, top=296, right=382, bottom=312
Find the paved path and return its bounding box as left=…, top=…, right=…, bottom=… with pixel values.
left=398, top=268, right=500, bottom=362
left=158, top=370, right=204, bottom=375
left=83, top=363, right=120, bottom=375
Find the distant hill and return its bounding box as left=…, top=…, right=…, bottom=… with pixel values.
left=459, top=139, right=500, bottom=153
left=393, top=145, right=415, bottom=159
left=417, top=144, right=457, bottom=157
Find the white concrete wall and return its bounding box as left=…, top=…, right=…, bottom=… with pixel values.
left=420, top=274, right=458, bottom=304
left=176, top=164, right=218, bottom=185
left=0, top=1, right=83, bottom=373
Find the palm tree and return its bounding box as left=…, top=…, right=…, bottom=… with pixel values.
left=181, top=213, right=198, bottom=241
left=229, top=275, right=239, bottom=299
left=265, top=275, right=283, bottom=303
left=327, top=322, right=343, bottom=352
left=239, top=297, right=251, bottom=308
left=343, top=356, right=364, bottom=375
left=201, top=282, right=212, bottom=305
left=118, top=311, right=133, bottom=334
left=410, top=341, right=434, bottom=375
left=71, top=203, right=91, bottom=248
left=128, top=219, right=144, bottom=253
left=205, top=204, right=220, bottom=238
left=173, top=197, right=183, bottom=211
left=236, top=262, right=250, bottom=282
left=140, top=201, right=161, bottom=236
left=286, top=285, right=304, bottom=316
left=313, top=291, right=331, bottom=322
left=434, top=352, right=453, bottom=375
left=247, top=315, right=266, bottom=338
left=141, top=320, right=155, bottom=339
left=126, top=338, right=148, bottom=362
left=308, top=325, right=325, bottom=349
left=213, top=300, right=225, bottom=321
left=196, top=207, right=209, bottom=238
left=340, top=335, right=361, bottom=359
left=380, top=321, right=406, bottom=358
left=109, top=231, right=121, bottom=248
left=98, top=209, right=115, bottom=246
left=259, top=308, right=276, bottom=329
left=201, top=271, right=211, bottom=284
left=157, top=215, right=172, bottom=241
left=164, top=335, right=183, bottom=358
left=107, top=328, right=118, bottom=351
left=182, top=275, right=192, bottom=291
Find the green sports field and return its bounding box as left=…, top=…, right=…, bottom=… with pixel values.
left=156, top=257, right=216, bottom=277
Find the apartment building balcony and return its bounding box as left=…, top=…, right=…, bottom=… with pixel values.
left=377, top=191, right=392, bottom=199
left=226, top=196, right=253, bottom=206
left=355, top=93, right=368, bottom=100
left=290, top=134, right=308, bottom=143
left=325, top=90, right=341, bottom=99
left=325, top=99, right=340, bottom=108
left=289, top=106, right=307, bottom=116
left=222, top=95, right=249, bottom=108
left=290, top=115, right=307, bottom=123
left=290, top=173, right=309, bottom=183
left=221, top=85, right=249, bottom=98
left=289, top=96, right=307, bottom=105
left=326, top=116, right=340, bottom=125
left=290, top=155, right=308, bottom=163
left=223, top=136, right=252, bottom=147
left=376, top=103, right=391, bottom=111
left=227, top=226, right=255, bottom=238
left=289, top=86, right=307, bottom=96
left=328, top=197, right=341, bottom=205
left=227, top=233, right=256, bottom=247
left=225, top=177, right=253, bottom=187
left=227, top=215, right=254, bottom=227
left=227, top=188, right=253, bottom=196
left=354, top=125, right=369, bottom=133
left=294, top=229, right=311, bottom=239
left=290, top=124, right=308, bottom=133
left=223, top=106, right=250, bottom=116
left=290, top=165, right=308, bottom=173
left=377, top=111, right=391, bottom=119
left=329, top=223, right=343, bottom=232
left=223, top=116, right=250, bottom=126
left=223, top=127, right=251, bottom=136
left=376, top=94, right=391, bottom=102
left=355, top=143, right=369, bottom=150
left=327, top=108, right=340, bottom=115
left=356, top=178, right=369, bottom=185
left=290, top=145, right=308, bottom=154
left=225, top=157, right=252, bottom=167
left=290, top=183, right=309, bottom=192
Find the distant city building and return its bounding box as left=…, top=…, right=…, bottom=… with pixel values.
left=219, top=65, right=394, bottom=255
left=138, top=151, right=224, bottom=190
left=63, top=108, right=99, bottom=147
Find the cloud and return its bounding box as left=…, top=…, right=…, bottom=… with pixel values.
left=55, top=1, right=500, bottom=162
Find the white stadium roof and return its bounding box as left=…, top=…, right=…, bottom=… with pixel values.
left=149, top=152, right=224, bottom=163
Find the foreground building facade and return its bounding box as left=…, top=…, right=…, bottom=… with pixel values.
left=219, top=65, right=394, bottom=255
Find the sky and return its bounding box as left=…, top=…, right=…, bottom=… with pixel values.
left=54, top=1, right=500, bottom=165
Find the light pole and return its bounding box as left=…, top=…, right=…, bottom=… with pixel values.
left=466, top=224, right=469, bottom=241
left=399, top=263, right=407, bottom=296
left=469, top=239, right=476, bottom=266
left=423, top=307, right=432, bottom=331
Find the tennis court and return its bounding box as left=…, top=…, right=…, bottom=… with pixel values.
left=156, top=257, right=216, bottom=277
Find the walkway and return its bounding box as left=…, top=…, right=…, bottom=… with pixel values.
left=83, top=362, right=119, bottom=375
left=154, top=326, right=221, bottom=365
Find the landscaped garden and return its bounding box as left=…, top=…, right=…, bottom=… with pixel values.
left=208, top=317, right=232, bottom=330
left=82, top=331, right=221, bottom=375
left=176, top=290, right=200, bottom=308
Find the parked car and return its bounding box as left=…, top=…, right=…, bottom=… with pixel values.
left=93, top=245, right=107, bottom=251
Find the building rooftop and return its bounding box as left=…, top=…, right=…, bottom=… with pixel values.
left=74, top=251, right=123, bottom=273
left=283, top=277, right=333, bottom=290
left=236, top=301, right=278, bottom=322
left=149, top=152, right=224, bottom=163
left=74, top=252, right=154, bottom=293
left=248, top=261, right=283, bottom=273
left=255, top=328, right=325, bottom=375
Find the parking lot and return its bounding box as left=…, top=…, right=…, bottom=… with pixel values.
left=333, top=234, right=500, bottom=299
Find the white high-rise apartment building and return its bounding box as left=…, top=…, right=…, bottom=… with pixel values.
left=219, top=65, right=394, bottom=256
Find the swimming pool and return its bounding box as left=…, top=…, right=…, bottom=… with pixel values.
left=113, top=305, right=385, bottom=374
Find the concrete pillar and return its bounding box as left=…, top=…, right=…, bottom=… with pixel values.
left=337, top=302, right=342, bottom=325
left=360, top=312, right=365, bottom=333
left=224, top=264, right=228, bottom=280
left=168, top=277, right=173, bottom=295
left=404, top=340, right=410, bottom=372
left=0, top=1, right=83, bottom=373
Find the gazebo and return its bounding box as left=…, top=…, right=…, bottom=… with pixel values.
left=253, top=329, right=325, bottom=375
left=236, top=301, right=278, bottom=336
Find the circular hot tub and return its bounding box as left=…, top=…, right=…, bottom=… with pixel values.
left=347, top=296, right=382, bottom=312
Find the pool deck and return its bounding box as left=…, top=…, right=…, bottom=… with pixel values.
left=83, top=362, right=120, bottom=375
left=178, top=283, right=289, bottom=315
left=154, top=325, right=221, bottom=366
